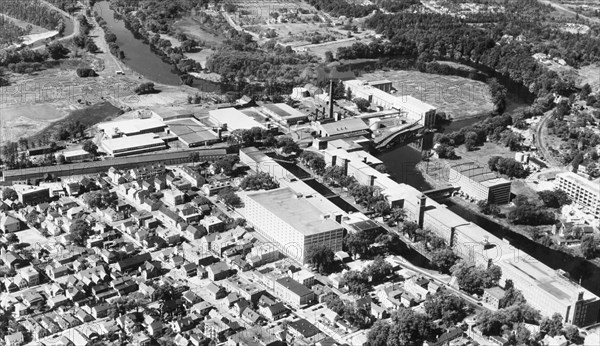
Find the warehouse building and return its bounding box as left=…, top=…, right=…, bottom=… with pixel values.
left=344, top=79, right=436, bottom=128
left=97, top=118, right=167, bottom=139
left=240, top=187, right=344, bottom=264
left=101, top=133, right=167, bottom=157
left=167, top=119, right=220, bottom=147
left=208, top=108, right=266, bottom=131
left=315, top=118, right=370, bottom=137
left=555, top=172, right=600, bottom=218
left=261, top=103, right=308, bottom=125
left=448, top=162, right=512, bottom=205
left=61, top=149, right=93, bottom=162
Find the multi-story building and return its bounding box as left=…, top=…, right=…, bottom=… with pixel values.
left=179, top=166, right=205, bottom=187
left=101, top=133, right=167, bottom=157
left=448, top=162, right=512, bottom=205
left=555, top=172, right=600, bottom=218
left=241, top=187, right=344, bottom=264
left=14, top=185, right=50, bottom=205
left=273, top=276, right=315, bottom=308
left=343, top=79, right=436, bottom=128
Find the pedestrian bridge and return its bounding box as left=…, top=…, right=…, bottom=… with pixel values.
left=422, top=186, right=459, bottom=200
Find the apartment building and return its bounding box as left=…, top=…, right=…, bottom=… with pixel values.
left=448, top=162, right=512, bottom=205
left=555, top=172, right=600, bottom=218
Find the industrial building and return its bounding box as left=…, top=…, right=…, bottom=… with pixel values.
left=315, top=118, right=370, bottom=137
left=101, top=133, right=167, bottom=157
left=61, top=149, right=93, bottom=162
left=321, top=146, right=600, bottom=327
left=166, top=119, right=220, bottom=147
left=97, top=118, right=167, bottom=139
left=260, top=103, right=308, bottom=125
left=151, top=107, right=194, bottom=121
left=555, top=172, right=600, bottom=218
left=14, top=185, right=51, bottom=205
left=448, top=162, right=512, bottom=205
left=208, top=108, right=266, bottom=131
left=241, top=187, right=344, bottom=264
left=343, top=79, right=436, bottom=128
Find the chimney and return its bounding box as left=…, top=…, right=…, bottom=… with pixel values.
left=334, top=112, right=340, bottom=121
left=329, top=80, right=334, bottom=119
left=331, top=155, right=337, bottom=167
left=417, top=194, right=426, bottom=229
left=369, top=175, right=376, bottom=187
left=342, top=158, right=349, bottom=176
left=217, top=128, right=222, bottom=140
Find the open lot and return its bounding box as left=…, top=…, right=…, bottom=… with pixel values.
left=173, top=16, right=226, bottom=45
left=576, top=63, right=600, bottom=91
left=362, top=70, right=494, bottom=119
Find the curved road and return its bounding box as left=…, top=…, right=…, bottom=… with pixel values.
left=537, top=0, right=600, bottom=24
left=31, top=0, right=80, bottom=50
left=535, top=111, right=561, bottom=168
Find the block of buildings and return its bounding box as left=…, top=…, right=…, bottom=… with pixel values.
left=241, top=187, right=344, bottom=264
left=101, top=133, right=167, bottom=157
left=343, top=79, right=436, bottom=128
left=261, top=103, right=308, bottom=125
left=555, top=172, right=600, bottom=218
left=448, top=162, right=512, bottom=204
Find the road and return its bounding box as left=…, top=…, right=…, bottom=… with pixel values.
left=536, top=0, right=600, bottom=24
left=535, top=110, right=561, bottom=168
left=32, top=0, right=81, bottom=50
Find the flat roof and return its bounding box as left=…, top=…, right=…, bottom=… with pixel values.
left=245, top=187, right=342, bottom=236
left=557, top=171, right=600, bottom=195
left=344, top=79, right=436, bottom=114
left=319, top=118, right=369, bottom=136
left=368, top=79, right=392, bottom=85
left=276, top=276, right=313, bottom=297
left=102, top=133, right=165, bottom=152
left=451, top=162, right=508, bottom=184
left=262, top=103, right=307, bottom=120
left=209, top=108, right=266, bottom=131
left=151, top=107, right=193, bottom=120
left=62, top=149, right=89, bottom=157
left=168, top=119, right=218, bottom=145
left=97, top=118, right=166, bottom=135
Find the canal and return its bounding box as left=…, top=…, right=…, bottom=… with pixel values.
left=92, top=1, right=220, bottom=91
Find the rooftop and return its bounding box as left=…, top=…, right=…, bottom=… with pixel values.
left=276, top=276, right=313, bottom=297
left=167, top=118, right=218, bottom=145
left=101, top=133, right=165, bottom=152
left=245, top=187, right=343, bottom=236
left=97, top=118, right=166, bottom=135
left=319, top=118, right=369, bottom=136
left=557, top=171, right=600, bottom=195
left=209, top=108, right=266, bottom=131
left=262, top=103, right=307, bottom=120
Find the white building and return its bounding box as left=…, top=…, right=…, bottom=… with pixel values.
left=240, top=187, right=344, bottom=264
left=343, top=79, right=436, bottom=128
left=208, top=108, right=266, bottom=131
left=555, top=172, right=600, bottom=218
left=101, top=133, right=166, bottom=157
left=97, top=118, right=167, bottom=138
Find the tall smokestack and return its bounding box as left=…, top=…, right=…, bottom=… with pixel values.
left=329, top=79, right=334, bottom=119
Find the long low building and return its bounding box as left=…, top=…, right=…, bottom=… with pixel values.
left=344, top=79, right=436, bottom=128
left=97, top=118, right=167, bottom=138
left=261, top=103, right=308, bottom=125
left=321, top=146, right=600, bottom=327
left=101, top=133, right=167, bottom=157
left=167, top=118, right=220, bottom=147
left=2, top=149, right=230, bottom=182
left=448, top=162, right=512, bottom=205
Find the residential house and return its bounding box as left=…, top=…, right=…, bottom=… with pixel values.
left=483, top=287, right=505, bottom=309
left=273, top=276, right=315, bottom=308
left=201, top=216, right=224, bottom=233
left=0, top=214, right=20, bottom=233
left=207, top=262, right=231, bottom=281
left=259, top=302, right=288, bottom=321
left=287, top=319, right=324, bottom=345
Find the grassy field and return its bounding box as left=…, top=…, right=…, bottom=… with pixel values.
left=173, top=16, right=226, bottom=45
left=29, top=101, right=123, bottom=143
left=362, top=70, right=494, bottom=119
left=576, top=64, right=600, bottom=91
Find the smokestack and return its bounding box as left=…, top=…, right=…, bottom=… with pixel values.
left=417, top=194, right=426, bottom=229
left=329, top=79, right=334, bottom=119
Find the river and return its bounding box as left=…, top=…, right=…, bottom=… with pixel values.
left=92, top=1, right=220, bottom=91
left=376, top=103, right=600, bottom=297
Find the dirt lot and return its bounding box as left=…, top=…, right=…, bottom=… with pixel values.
left=362, top=70, right=494, bottom=119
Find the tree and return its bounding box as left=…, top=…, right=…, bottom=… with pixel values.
left=217, top=188, right=241, bottom=208
left=342, top=270, right=370, bottom=296
left=434, top=143, right=456, bottom=159
left=2, top=188, right=17, bottom=201
left=537, top=190, right=572, bottom=208
left=82, top=140, right=98, bottom=155
left=276, top=137, right=300, bottom=154
left=365, top=320, right=391, bottom=346
left=539, top=313, right=563, bottom=337
left=134, top=82, right=156, bottom=95
left=345, top=231, right=372, bottom=258
left=306, top=244, right=335, bottom=274
left=353, top=97, right=370, bottom=111
left=364, top=256, right=393, bottom=283
left=85, top=39, right=98, bottom=52
left=56, top=154, right=66, bottom=164
left=212, top=156, right=240, bottom=175
left=499, top=287, right=526, bottom=308
left=69, top=218, right=91, bottom=246
left=239, top=172, right=279, bottom=191
left=477, top=201, right=501, bottom=216
left=387, top=308, right=436, bottom=345
left=580, top=235, right=597, bottom=259
left=46, top=42, right=69, bottom=59
left=324, top=50, right=334, bottom=62
left=5, top=233, right=19, bottom=244
left=430, top=248, right=458, bottom=273
left=424, top=291, right=469, bottom=325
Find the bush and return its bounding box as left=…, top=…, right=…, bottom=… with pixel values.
left=76, top=68, right=97, bottom=77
